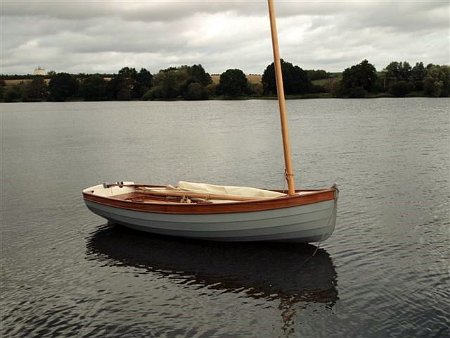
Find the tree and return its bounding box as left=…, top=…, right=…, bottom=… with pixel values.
left=340, top=60, right=378, bottom=96
left=80, top=75, right=108, bottom=101
left=384, top=61, right=433, bottom=93
left=306, top=69, right=330, bottom=81
left=107, top=67, right=151, bottom=100
left=22, top=77, right=48, bottom=101
left=145, top=66, right=190, bottom=100
left=218, top=69, right=248, bottom=97
left=398, top=62, right=412, bottom=81
left=410, top=62, right=427, bottom=91
left=385, top=61, right=399, bottom=81
left=0, top=79, right=5, bottom=101
left=133, top=68, right=153, bottom=99
left=183, top=82, right=209, bottom=100
left=143, top=65, right=211, bottom=100
left=262, top=60, right=312, bottom=95
left=411, top=62, right=426, bottom=82
left=4, top=85, right=23, bottom=102
left=385, top=61, right=412, bottom=84
left=423, top=65, right=450, bottom=97
left=182, top=64, right=211, bottom=100
left=48, top=73, right=78, bottom=101
left=389, top=81, right=413, bottom=97
left=112, top=67, right=138, bottom=100
left=189, top=64, right=212, bottom=86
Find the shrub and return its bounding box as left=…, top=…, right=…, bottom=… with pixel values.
left=183, top=83, right=209, bottom=100
left=389, top=81, right=413, bottom=97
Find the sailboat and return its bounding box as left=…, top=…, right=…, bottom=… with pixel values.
left=82, top=0, right=339, bottom=243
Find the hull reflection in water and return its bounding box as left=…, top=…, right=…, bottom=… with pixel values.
left=87, top=225, right=338, bottom=308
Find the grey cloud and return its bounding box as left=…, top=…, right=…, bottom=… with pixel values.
left=2, top=0, right=449, bottom=74
left=2, top=1, right=375, bottom=21
left=343, top=1, right=449, bottom=32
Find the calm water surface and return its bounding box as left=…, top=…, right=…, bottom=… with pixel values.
left=1, top=99, right=449, bottom=337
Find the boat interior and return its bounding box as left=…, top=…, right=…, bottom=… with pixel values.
left=83, top=181, right=324, bottom=205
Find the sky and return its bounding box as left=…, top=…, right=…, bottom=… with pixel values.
left=2, top=0, right=449, bottom=75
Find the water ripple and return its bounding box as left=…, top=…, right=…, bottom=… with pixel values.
left=2, top=99, right=449, bottom=337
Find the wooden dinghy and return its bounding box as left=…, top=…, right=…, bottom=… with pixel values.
left=83, top=0, right=339, bottom=243
left=83, top=182, right=338, bottom=242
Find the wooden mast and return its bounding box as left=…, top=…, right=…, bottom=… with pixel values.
left=268, top=0, right=296, bottom=196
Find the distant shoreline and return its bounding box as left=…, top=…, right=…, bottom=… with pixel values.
left=2, top=93, right=441, bottom=104
left=2, top=61, right=449, bottom=102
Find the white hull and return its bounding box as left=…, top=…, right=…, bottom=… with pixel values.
left=84, top=196, right=337, bottom=243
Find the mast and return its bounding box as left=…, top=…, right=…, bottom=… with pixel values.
left=267, top=0, right=296, bottom=195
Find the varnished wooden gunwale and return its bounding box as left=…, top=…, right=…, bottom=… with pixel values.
left=83, top=187, right=336, bottom=215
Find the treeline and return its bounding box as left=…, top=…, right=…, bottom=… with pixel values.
left=1, top=60, right=449, bottom=102
left=334, top=60, right=449, bottom=98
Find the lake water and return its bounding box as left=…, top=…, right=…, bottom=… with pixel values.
left=1, top=98, right=449, bottom=337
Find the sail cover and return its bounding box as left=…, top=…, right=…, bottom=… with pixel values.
left=178, top=181, right=286, bottom=199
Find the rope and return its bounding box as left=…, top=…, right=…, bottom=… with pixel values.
left=282, top=170, right=287, bottom=193
left=282, top=169, right=297, bottom=193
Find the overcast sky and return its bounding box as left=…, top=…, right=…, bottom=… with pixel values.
left=2, top=0, right=449, bottom=75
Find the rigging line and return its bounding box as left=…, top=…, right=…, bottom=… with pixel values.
left=312, top=195, right=338, bottom=257
left=303, top=196, right=337, bottom=266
